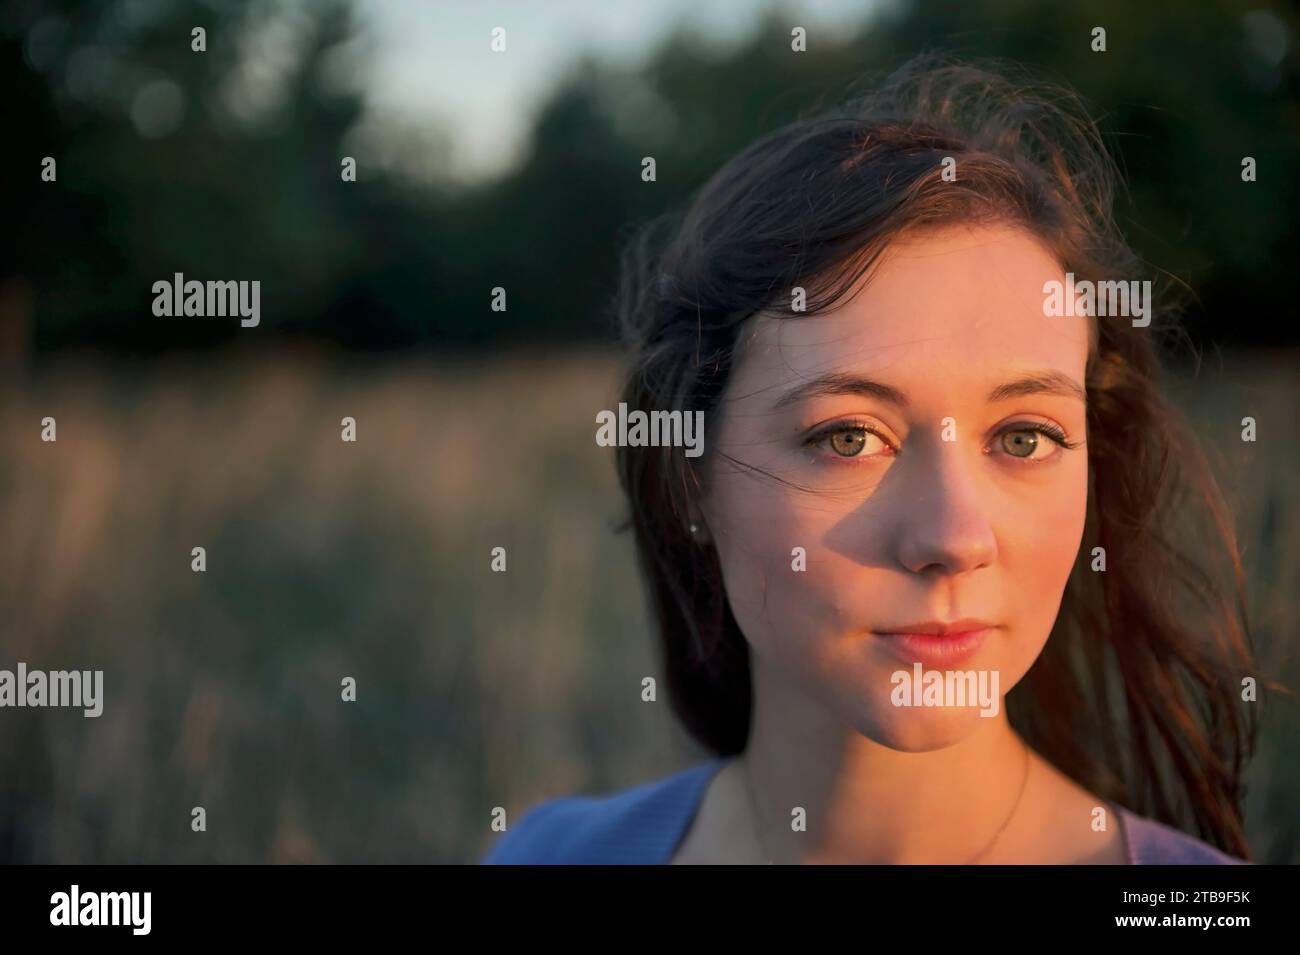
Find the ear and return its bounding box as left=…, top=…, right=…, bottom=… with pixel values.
left=686, top=504, right=713, bottom=544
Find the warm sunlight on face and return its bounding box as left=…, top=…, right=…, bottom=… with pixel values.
left=701, top=223, right=1092, bottom=751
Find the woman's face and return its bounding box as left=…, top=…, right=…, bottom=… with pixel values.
left=700, top=222, right=1092, bottom=752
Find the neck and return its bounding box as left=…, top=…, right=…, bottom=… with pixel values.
left=738, top=655, right=1033, bottom=864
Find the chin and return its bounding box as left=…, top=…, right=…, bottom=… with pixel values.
left=849, top=702, right=994, bottom=753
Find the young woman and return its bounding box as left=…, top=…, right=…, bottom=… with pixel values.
left=483, top=56, right=1257, bottom=864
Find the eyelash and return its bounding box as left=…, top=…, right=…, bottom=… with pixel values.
left=802, top=419, right=1082, bottom=461
left=1014, top=422, right=1079, bottom=451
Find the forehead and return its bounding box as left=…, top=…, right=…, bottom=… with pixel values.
left=732, top=224, right=1091, bottom=396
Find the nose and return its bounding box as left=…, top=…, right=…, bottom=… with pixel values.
left=893, top=444, right=998, bottom=577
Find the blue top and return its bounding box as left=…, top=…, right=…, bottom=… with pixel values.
left=481, top=756, right=1245, bottom=864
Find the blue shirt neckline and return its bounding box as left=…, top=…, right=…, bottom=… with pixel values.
left=483, top=755, right=1246, bottom=864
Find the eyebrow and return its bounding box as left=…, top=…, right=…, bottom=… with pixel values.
left=773, top=372, right=910, bottom=411
left=772, top=369, right=1086, bottom=411
left=986, top=371, right=1086, bottom=404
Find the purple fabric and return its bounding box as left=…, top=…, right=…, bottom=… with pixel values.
left=481, top=757, right=1245, bottom=864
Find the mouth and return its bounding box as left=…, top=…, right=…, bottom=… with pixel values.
left=873, top=620, right=998, bottom=668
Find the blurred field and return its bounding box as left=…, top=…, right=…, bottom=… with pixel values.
left=0, top=348, right=1295, bottom=862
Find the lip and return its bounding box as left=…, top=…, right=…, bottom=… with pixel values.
left=873, top=621, right=997, bottom=668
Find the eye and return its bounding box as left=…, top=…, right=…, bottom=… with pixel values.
left=993, top=423, right=1077, bottom=462
left=805, top=423, right=893, bottom=459
left=1000, top=430, right=1043, bottom=459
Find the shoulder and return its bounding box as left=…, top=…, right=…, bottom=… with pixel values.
left=480, top=758, right=723, bottom=864
left=1116, top=807, right=1249, bottom=865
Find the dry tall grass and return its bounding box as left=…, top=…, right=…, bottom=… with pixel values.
left=0, top=348, right=1294, bottom=861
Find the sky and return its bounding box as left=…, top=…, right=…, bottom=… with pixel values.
left=350, top=0, right=880, bottom=185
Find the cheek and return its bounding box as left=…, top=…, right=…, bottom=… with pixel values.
left=1000, top=461, right=1089, bottom=616
left=706, top=473, right=893, bottom=729
left=706, top=474, right=845, bottom=645
left=985, top=459, right=1090, bottom=697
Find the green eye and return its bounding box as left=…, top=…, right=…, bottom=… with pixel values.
left=1001, top=430, right=1040, bottom=458
left=804, top=423, right=891, bottom=459
left=829, top=429, right=870, bottom=456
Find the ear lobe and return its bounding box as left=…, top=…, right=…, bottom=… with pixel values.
left=686, top=511, right=713, bottom=544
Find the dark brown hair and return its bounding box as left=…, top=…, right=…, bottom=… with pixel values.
left=612, top=55, right=1257, bottom=857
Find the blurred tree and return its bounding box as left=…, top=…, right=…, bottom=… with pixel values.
left=4, top=0, right=1297, bottom=356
